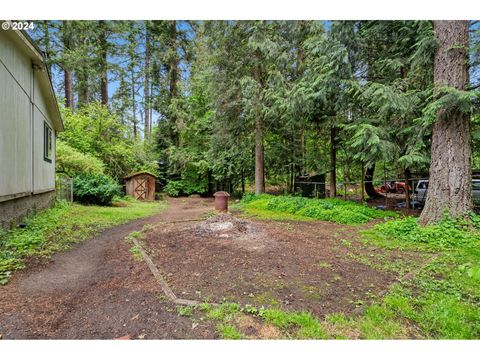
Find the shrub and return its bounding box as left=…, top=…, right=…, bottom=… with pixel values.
left=241, top=194, right=395, bottom=225
left=164, top=180, right=183, bottom=197
left=73, top=173, right=121, bottom=205
left=59, top=103, right=158, bottom=180
left=373, top=213, right=480, bottom=249
left=164, top=179, right=208, bottom=197
left=56, top=140, right=105, bottom=177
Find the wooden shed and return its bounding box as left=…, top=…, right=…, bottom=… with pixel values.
left=124, top=171, right=157, bottom=201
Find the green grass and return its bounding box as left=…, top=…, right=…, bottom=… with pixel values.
left=239, top=193, right=396, bottom=225
left=0, top=197, right=166, bottom=284
left=198, top=301, right=326, bottom=339
left=364, top=212, right=480, bottom=250
left=177, top=305, right=194, bottom=317
left=217, top=324, right=244, bottom=339
left=260, top=308, right=326, bottom=339
left=345, top=213, right=480, bottom=339
left=129, top=244, right=143, bottom=262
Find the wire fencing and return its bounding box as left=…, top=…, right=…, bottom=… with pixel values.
left=295, top=178, right=429, bottom=203
left=56, top=174, right=73, bottom=203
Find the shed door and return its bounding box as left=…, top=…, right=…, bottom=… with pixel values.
left=133, top=176, right=148, bottom=200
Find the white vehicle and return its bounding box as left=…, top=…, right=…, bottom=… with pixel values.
left=415, top=179, right=480, bottom=206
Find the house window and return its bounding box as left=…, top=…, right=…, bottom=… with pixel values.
left=44, top=122, right=53, bottom=162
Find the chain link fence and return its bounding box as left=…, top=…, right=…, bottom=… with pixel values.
left=56, top=174, right=73, bottom=203
left=295, top=178, right=429, bottom=205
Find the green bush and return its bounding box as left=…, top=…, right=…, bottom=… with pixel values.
left=164, top=179, right=208, bottom=197
left=373, top=213, right=480, bottom=249
left=59, top=103, right=158, bottom=180
left=56, top=140, right=105, bottom=177
left=241, top=194, right=395, bottom=225
left=164, top=180, right=183, bottom=197
left=73, top=173, right=121, bottom=205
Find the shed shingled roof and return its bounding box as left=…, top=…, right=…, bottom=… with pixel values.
left=123, top=171, right=157, bottom=180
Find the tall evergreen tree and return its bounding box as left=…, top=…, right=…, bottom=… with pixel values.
left=419, top=21, right=472, bottom=224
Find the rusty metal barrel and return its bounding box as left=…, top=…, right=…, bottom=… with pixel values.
left=213, top=191, right=230, bottom=212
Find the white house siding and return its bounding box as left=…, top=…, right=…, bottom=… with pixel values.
left=0, top=45, right=33, bottom=198
left=0, top=29, right=31, bottom=95
left=33, top=105, right=55, bottom=193
left=0, top=30, right=56, bottom=200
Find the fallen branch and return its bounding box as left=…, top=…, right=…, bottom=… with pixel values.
left=166, top=219, right=204, bottom=224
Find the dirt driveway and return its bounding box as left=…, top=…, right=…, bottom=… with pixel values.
left=0, top=197, right=216, bottom=339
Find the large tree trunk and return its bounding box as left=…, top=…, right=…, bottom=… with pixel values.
left=404, top=168, right=411, bottom=210
left=419, top=21, right=472, bottom=225
left=144, top=23, right=150, bottom=140
left=131, top=66, right=137, bottom=138
left=79, top=69, right=89, bottom=106
left=254, top=50, right=265, bottom=195
left=329, top=123, right=337, bottom=198
left=62, top=21, right=73, bottom=109
left=168, top=20, right=180, bottom=147
left=64, top=70, right=73, bottom=109
left=361, top=163, right=365, bottom=202
left=254, top=112, right=265, bottom=195
left=99, top=20, right=108, bottom=106
left=42, top=21, right=52, bottom=74
left=296, top=28, right=306, bottom=177
left=364, top=163, right=382, bottom=199
left=149, top=80, right=153, bottom=138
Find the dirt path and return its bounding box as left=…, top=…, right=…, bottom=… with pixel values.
left=0, top=197, right=216, bottom=339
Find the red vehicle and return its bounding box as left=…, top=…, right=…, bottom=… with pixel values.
left=379, top=181, right=406, bottom=194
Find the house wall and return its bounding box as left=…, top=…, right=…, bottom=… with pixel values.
left=0, top=31, right=58, bottom=227
left=33, top=104, right=56, bottom=194
left=0, top=190, right=55, bottom=229
left=0, top=31, right=33, bottom=199
left=0, top=60, right=32, bottom=198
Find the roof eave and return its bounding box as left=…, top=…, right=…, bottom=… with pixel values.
left=14, top=28, right=64, bottom=132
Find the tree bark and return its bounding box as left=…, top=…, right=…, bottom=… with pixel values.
left=419, top=21, right=472, bottom=225
left=404, top=169, right=411, bottom=210
left=365, top=163, right=382, bottom=198
left=99, top=20, right=108, bottom=106
left=144, top=23, right=151, bottom=140
left=329, top=123, right=337, bottom=198
left=62, top=21, right=73, bottom=109
left=361, top=162, right=365, bottom=202
left=79, top=69, right=89, bottom=106
left=42, top=21, right=52, bottom=75
left=131, top=65, right=137, bottom=138
left=254, top=111, right=265, bottom=195
left=64, top=70, right=73, bottom=109
left=254, top=50, right=265, bottom=195
left=168, top=20, right=180, bottom=147
left=241, top=168, right=245, bottom=195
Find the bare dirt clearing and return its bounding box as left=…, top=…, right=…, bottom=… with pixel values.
left=143, top=211, right=426, bottom=317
